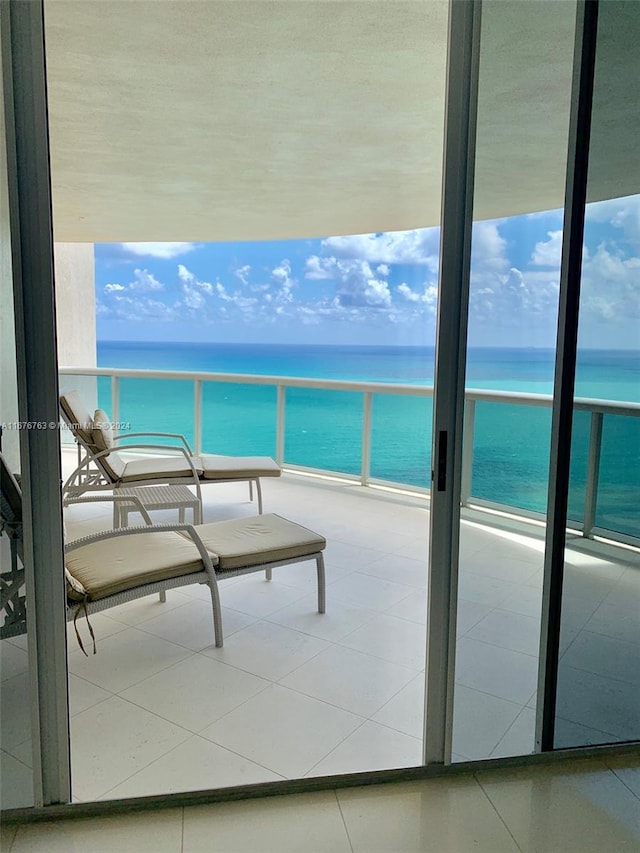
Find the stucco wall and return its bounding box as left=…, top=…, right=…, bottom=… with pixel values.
left=54, top=242, right=96, bottom=368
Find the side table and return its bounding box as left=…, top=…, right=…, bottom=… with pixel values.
left=114, top=484, right=202, bottom=527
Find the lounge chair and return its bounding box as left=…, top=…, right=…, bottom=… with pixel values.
left=1, top=452, right=326, bottom=649
left=60, top=390, right=281, bottom=517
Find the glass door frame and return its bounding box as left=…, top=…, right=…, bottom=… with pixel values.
left=1, top=0, right=70, bottom=805
left=425, top=0, right=612, bottom=763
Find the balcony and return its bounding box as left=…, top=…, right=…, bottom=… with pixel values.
left=1, top=369, right=638, bottom=808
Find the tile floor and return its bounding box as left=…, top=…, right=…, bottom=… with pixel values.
left=1, top=754, right=639, bottom=852
left=1, top=457, right=638, bottom=807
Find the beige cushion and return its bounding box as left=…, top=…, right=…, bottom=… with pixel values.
left=120, top=455, right=204, bottom=482
left=65, top=531, right=213, bottom=600
left=60, top=391, right=95, bottom=446
left=91, top=408, right=114, bottom=451
left=200, top=454, right=281, bottom=480
left=187, top=513, right=325, bottom=571
left=65, top=568, right=87, bottom=602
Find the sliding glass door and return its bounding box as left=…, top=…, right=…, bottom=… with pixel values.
left=428, top=0, right=638, bottom=765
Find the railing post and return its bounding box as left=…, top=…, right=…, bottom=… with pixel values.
left=111, top=375, right=119, bottom=429
left=194, top=379, right=203, bottom=455
left=460, top=396, right=475, bottom=506
left=276, top=385, right=285, bottom=465
left=583, top=410, right=603, bottom=538
left=361, top=391, right=372, bottom=486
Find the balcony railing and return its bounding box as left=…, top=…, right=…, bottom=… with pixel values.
left=59, top=366, right=640, bottom=546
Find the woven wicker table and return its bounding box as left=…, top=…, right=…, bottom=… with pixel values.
left=114, top=484, right=201, bottom=527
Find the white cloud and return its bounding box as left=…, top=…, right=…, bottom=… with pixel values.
left=121, top=242, right=199, bottom=259
left=321, top=228, right=440, bottom=269
left=531, top=230, right=563, bottom=267
left=234, top=265, right=251, bottom=285
left=397, top=282, right=438, bottom=309
left=178, top=264, right=214, bottom=295
left=104, top=283, right=125, bottom=292
left=585, top=195, right=640, bottom=247
left=128, top=268, right=164, bottom=291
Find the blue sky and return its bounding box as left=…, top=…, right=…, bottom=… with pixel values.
left=96, top=194, right=640, bottom=348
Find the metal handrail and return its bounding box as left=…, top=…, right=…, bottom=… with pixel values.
left=59, top=365, right=639, bottom=544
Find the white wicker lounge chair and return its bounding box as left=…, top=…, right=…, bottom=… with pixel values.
left=60, top=390, right=281, bottom=518
left=1, top=453, right=326, bottom=650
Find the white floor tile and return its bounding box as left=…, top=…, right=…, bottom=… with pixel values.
left=216, top=576, right=307, bottom=618
left=137, top=598, right=254, bottom=651
left=200, top=684, right=361, bottom=778
left=554, top=716, right=621, bottom=749
left=307, top=721, right=422, bottom=777
left=328, top=571, right=416, bottom=612
left=555, top=665, right=639, bottom=741
left=0, top=672, right=31, bottom=751
left=561, top=631, right=640, bottom=686
left=451, top=685, right=523, bottom=760
left=499, top=583, right=543, bottom=618
left=97, top=589, right=194, bottom=627
left=457, top=572, right=521, bottom=608
left=70, top=696, right=191, bottom=801
left=280, top=644, right=416, bottom=717
left=182, top=791, right=352, bottom=853
left=120, top=653, right=270, bottom=731
left=0, top=640, right=29, bottom=682
left=338, top=777, right=520, bottom=852
left=357, top=553, right=428, bottom=588
left=267, top=593, right=375, bottom=641
left=605, top=753, right=640, bottom=800
left=102, top=734, right=282, bottom=799
left=69, top=674, right=112, bottom=717
left=491, top=707, right=536, bottom=759
left=585, top=601, right=640, bottom=646
left=372, top=673, right=425, bottom=739
left=387, top=591, right=428, bottom=624
left=0, top=750, right=33, bottom=810
left=455, top=637, right=538, bottom=705
left=67, top=627, right=192, bottom=694
left=477, top=760, right=640, bottom=852
left=0, top=823, right=18, bottom=851
left=465, top=608, right=541, bottom=657
left=202, top=620, right=328, bottom=681
left=338, top=612, right=427, bottom=671
left=461, top=546, right=541, bottom=584
left=11, top=809, right=183, bottom=853
left=455, top=598, right=494, bottom=635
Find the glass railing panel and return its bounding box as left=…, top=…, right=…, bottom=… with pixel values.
left=118, top=377, right=195, bottom=449
left=370, top=393, right=432, bottom=488
left=567, top=408, right=590, bottom=527
left=595, top=413, right=639, bottom=539
left=284, top=387, right=362, bottom=477
left=201, top=382, right=276, bottom=457
left=470, top=401, right=552, bottom=514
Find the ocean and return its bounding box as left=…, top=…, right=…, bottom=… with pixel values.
left=92, top=342, right=639, bottom=539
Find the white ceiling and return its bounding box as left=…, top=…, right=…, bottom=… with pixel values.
left=42, top=1, right=638, bottom=243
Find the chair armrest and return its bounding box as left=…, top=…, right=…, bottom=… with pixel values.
left=113, top=432, right=194, bottom=455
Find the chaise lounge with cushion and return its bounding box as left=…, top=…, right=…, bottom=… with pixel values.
left=60, top=390, right=282, bottom=518
left=1, top=452, right=326, bottom=650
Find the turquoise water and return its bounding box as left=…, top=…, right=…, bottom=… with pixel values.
left=91, top=342, right=639, bottom=539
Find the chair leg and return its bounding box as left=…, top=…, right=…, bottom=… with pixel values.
left=316, top=553, right=326, bottom=614
left=208, top=578, right=224, bottom=647
left=255, top=479, right=263, bottom=514
left=265, top=567, right=272, bottom=581
left=249, top=480, right=253, bottom=502
left=159, top=590, right=167, bottom=603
